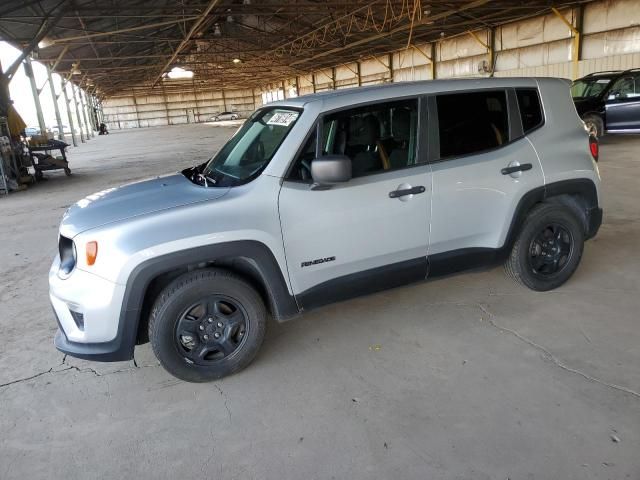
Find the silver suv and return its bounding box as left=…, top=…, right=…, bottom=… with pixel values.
left=50, top=78, right=602, bottom=382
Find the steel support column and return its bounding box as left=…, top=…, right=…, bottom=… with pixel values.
left=61, top=78, right=78, bottom=146
left=356, top=61, right=362, bottom=87
left=72, top=83, right=85, bottom=142
left=430, top=43, right=436, bottom=80
left=46, top=65, right=65, bottom=140
left=79, top=89, right=92, bottom=138
left=24, top=57, right=47, bottom=135
left=552, top=7, right=582, bottom=80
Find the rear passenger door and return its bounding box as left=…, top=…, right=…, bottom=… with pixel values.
left=427, top=88, right=544, bottom=265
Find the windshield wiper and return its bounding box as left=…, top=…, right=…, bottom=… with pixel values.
left=197, top=172, right=217, bottom=187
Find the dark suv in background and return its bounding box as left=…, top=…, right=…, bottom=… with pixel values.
left=571, top=69, right=640, bottom=137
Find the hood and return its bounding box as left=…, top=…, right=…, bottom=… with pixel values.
left=60, top=173, right=229, bottom=238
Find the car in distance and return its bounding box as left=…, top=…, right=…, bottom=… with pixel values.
left=24, top=126, right=41, bottom=137
left=210, top=111, right=240, bottom=121
left=571, top=69, right=640, bottom=137
left=50, top=78, right=602, bottom=382
left=51, top=124, right=72, bottom=135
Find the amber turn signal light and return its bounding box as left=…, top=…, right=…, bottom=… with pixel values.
left=86, top=241, right=98, bottom=266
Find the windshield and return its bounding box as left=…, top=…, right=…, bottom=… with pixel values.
left=198, top=107, right=301, bottom=186
left=571, top=77, right=614, bottom=99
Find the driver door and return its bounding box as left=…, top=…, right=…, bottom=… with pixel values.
left=278, top=98, right=432, bottom=309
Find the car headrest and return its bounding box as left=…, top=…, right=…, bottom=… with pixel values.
left=349, top=114, right=380, bottom=146
left=392, top=109, right=411, bottom=142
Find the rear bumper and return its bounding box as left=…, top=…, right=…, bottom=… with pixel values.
left=586, top=207, right=603, bottom=239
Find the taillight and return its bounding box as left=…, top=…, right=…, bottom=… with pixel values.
left=589, top=136, right=599, bottom=162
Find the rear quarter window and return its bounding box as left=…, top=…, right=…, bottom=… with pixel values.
left=516, top=88, right=543, bottom=133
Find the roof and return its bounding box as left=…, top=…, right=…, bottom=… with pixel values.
left=0, top=1, right=588, bottom=98
left=270, top=77, right=560, bottom=110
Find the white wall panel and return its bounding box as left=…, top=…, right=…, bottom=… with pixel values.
left=584, top=0, right=640, bottom=34
left=437, top=32, right=487, bottom=61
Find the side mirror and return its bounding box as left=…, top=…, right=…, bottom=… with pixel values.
left=310, top=155, right=352, bottom=188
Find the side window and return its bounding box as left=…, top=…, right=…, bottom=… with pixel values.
left=608, top=74, right=640, bottom=100
left=516, top=88, right=543, bottom=133
left=436, top=90, right=509, bottom=159
left=288, top=99, right=419, bottom=181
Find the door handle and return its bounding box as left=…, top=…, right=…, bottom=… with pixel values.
left=389, top=185, right=426, bottom=198
left=501, top=163, right=532, bottom=175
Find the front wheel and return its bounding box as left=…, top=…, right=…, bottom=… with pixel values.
left=505, top=204, right=584, bottom=291
left=149, top=269, right=267, bottom=382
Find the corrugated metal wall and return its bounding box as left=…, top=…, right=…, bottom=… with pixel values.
left=103, top=82, right=256, bottom=129
left=103, top=0, right=640, bottom=128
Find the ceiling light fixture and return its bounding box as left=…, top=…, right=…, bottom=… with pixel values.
left=38, top=37, right=53, bottom=49
left=167, top=67, right=194, bottom=79
left=232, top=58, right=241, bottom=64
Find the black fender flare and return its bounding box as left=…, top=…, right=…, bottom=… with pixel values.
left=62, top=241, right=298, bottom=362
left=505, top=178, right=600, bottom=250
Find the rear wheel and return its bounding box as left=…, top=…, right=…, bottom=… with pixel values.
left=149, top=268, right=266, bottom=382
left=583, top=114, right=604, bottom=139
left=505, top=204, right=584, bottom=291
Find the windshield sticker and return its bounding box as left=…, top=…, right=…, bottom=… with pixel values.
left=267, top=111, right=298, bottom=127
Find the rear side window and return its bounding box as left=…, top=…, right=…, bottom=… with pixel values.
left=436, top=90, right=509, bottom=159
left=516, top=89, right=543, bottom=133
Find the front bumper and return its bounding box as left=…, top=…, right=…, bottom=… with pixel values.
left=586, top=207, right=603, bottom=239
left=50, top=255, right=134, bottom=362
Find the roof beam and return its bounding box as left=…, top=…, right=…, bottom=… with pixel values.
left=3, top=0, right=68, bottom=80
left=289, top=0, right=492, bottom=67
left=151, top=0, right=223, bottom=87
left=49, top=16, right=201, bottom=44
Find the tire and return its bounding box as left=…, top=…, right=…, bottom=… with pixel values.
left=64, top=167, right=71, bottom=176
left=505, top=203, right=584, bottom=291
left=149, top=268, right=267, bottom=382
left=582, top=114, right=604, bottom=139
left=213, top=116, right=219, bottom=122
left=231, top=115, right=238, bottom=120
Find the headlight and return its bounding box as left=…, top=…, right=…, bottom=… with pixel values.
left=58, top=235, right=76, bottom=279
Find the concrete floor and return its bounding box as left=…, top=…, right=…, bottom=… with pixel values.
left=1, top=124, right=638, bottom=479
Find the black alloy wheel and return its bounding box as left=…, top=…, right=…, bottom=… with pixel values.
left=505, top=203, right=584, bottom=291
left=149, top=268, right=267, bottom=382
left=176, top=295, right=248, bottom=365
left=528, top=223, right=574, bottom=278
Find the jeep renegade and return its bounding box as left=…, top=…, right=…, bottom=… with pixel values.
left=50, top=78, right=602, bottom=382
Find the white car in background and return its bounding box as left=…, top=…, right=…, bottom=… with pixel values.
left=51, top=125, right=73, bottom=135
left=210, top=111, right=240, bottom=121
